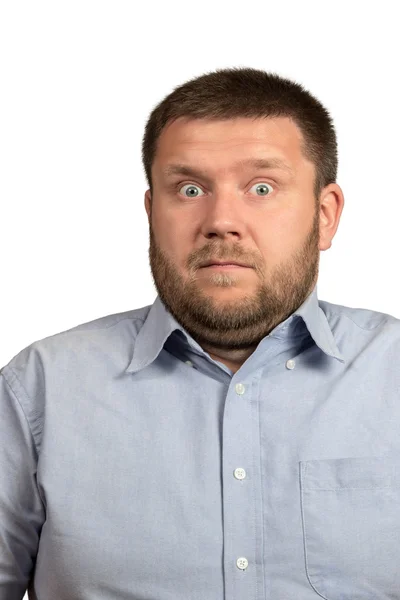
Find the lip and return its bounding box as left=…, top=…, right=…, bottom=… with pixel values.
left=201, top=260, right=251, bottom=268
left=201, top=264, right=250, bottom=269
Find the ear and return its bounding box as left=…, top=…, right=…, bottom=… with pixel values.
left=318, top=183, right=345, bottom=251
left=144, top=190, right=152, bottom=221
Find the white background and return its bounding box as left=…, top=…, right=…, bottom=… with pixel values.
left=0, top=1, right=399, bottom=597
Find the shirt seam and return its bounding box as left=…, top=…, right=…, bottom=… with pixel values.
left=324, top=307, right=394, bottom=332
left=2, top=367, right=48, bottom=508
left=1, top=366, right=39, bottom=454
left=53, top=314, right=147, bottom=336
left=102, top=315, right=146, bottom=330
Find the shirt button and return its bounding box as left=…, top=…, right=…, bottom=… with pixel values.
left=237, top=557, right=249, bottom=570
left=235, top=383, right=246, bottom=395
left=234, top=468, right=246, bottom=480
left=185, top=360, right=193, bottom=367
left=286, top=359, right=295, bottom=370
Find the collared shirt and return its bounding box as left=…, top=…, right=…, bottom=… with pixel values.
left=1, top=284, right=400, bottom=600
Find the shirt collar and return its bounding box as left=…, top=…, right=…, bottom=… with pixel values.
left=126, top=284, right=345, bottom=374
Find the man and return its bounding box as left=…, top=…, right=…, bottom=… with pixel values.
left=1, top=67, right=400, bottom=600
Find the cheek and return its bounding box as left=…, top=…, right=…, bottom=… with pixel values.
left=257, top=213, right=306, bottom=260
left=152, top=210, right=173, bottom=241
left=275, top=204, right=312, bottom=238
left=153, top=211, right=189, bottom=257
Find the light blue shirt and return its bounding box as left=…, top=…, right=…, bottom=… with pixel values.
left=1, top=284, right=400, bottom=600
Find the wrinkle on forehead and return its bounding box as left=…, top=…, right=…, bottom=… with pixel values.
left=153, top=116, right=317, bottom=188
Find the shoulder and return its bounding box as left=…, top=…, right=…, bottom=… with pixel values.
left=320, top=298, right=400, bottom=330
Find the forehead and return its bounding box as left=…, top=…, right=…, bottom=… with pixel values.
left=154, top=116, right=309, bottom=176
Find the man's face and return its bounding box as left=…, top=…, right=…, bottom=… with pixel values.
left=144, top=116, right=335, bottom=352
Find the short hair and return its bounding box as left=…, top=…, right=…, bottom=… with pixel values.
left=141, top=67, right=338, bottom=201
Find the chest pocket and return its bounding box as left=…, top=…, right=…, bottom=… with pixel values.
left=300, top=456, right=400, bottom=599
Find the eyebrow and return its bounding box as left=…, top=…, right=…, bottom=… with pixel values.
left=162, top=157, right=294, bottom=180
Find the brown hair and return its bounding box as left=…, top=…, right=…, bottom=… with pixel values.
left=141, top=67, right=338, bottom=201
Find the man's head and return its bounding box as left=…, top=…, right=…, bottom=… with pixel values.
left=141, top=68, right=344, bottom=360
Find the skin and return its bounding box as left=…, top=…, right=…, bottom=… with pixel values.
left=144, top=116, right=344, bottom=374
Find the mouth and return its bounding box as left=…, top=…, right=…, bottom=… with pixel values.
left=200, top=261, right=251, bottom=268
left=201, top=263, right=251, bottom=270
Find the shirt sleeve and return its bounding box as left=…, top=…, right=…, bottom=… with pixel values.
left=0, top=368, right=46, bottom=600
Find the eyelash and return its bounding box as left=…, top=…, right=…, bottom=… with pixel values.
left=175, top=180, right=275, bottom=198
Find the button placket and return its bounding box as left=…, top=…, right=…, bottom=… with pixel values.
left=234, top=382, right=249, bottom=573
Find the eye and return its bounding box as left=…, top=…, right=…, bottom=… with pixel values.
left=250, top=182, right=274, bottom=196
left=179, top=184, right=205, bottom=198
left=178, top=181, right=274, bottom=198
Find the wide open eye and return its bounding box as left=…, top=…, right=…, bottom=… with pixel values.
left=178, top=184, right=205, bottom=198
left=178, top=181, right=274, bottom=198
left=249, top=182, right=274, bottom=196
